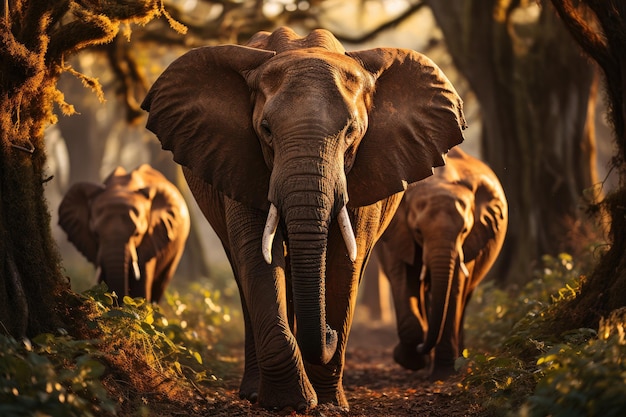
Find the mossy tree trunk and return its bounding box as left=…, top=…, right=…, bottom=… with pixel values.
left=0, top=0, right=166, bottom=338
left=427, top=1, right=599, bottom=286
left=549, top=0, right=626, bottom=329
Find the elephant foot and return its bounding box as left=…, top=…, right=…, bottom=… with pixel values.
left=315, top=384, right=349, bottom=410
left=429, top=359, right=456, bottom=382
left=393, top=343, right=428, bottom=371
left=238, top=370, right=260, bottom=403
left=305, top=362, right=349, bottom=409
left=256, top=375, right=317, bottom=412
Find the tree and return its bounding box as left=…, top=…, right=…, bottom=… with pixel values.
left=0, top=0, right=179, bottom=338
left=425, top=1, right=601, bottom=285
left=549, top=0, right=626, bottom=328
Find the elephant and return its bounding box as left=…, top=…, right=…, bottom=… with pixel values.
left=375, top=147, right=508, bottom=380
left=140, top=26, right=466, bottom=412
left=58, top=164, right=190, bottom=303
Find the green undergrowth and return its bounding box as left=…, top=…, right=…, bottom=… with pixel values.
left=0, top=331, right=114, bottom=417
left=461, top=253, right=626, bottom=416
left=0, top=276, right=242, bottom=416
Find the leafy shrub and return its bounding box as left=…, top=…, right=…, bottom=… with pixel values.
left=465, top=253, right=583, bottom=352
left=0, top=332, right=114, bottom=417
left=528, top=308, right=626, bottom=417
left=458, top=253, right=587, bottom=413
left=1, top=275, right=243, bottom=416
left=459, top=251, right=626, bottom=416
left=82, top=281, right=240, bottom=384
left=161, top=277, right=243, bottom=355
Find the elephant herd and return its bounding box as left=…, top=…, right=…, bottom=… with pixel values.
left=57, top=27, right=508, bottom=412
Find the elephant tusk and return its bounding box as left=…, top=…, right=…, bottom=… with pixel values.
left=95, top=266, right=102, bottom=283
left=132, top=260, right=141, bottom=281
left=419, top=264, right=427, bottom=282
left=338, top=206, right=357, bottom=262
left=460, top=262, right=469, bottom=277
left=262, top=204, right=279, bottom=264
left=130, top=245, right=141, bottom=281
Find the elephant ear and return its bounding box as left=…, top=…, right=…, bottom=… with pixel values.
left=58, top=182, right=105, bottom=264
left=137, top=184, right=189, bottom=261
left=464, top=175, right=508, bottom=261
left=141, top=45, right=276, bottom=211
left=346, top=48, right=467, bottom=208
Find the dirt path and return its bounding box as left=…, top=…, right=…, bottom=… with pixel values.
left=201, top=318, right=483, bottom=416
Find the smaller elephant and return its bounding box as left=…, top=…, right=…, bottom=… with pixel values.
left=375, top=147, right=507, bottom=380
left=58, top=164, right=190, bottom=302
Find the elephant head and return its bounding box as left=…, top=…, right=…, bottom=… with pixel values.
left=58, top=165, right=190, bottom=302
left=141, top=27, right=466, bottom=365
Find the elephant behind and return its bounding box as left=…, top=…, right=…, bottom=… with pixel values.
left=58, top=164, right=190, bottom=303
left=376, top=147, right=508, bottom=380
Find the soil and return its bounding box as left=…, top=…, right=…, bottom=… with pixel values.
left=195, top=316, right=483, bottom=417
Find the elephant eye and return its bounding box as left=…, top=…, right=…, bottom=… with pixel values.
left=344, top=122, right=360, bottom=145
left=260, top=119, right=272, bottom=138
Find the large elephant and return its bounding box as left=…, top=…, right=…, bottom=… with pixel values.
left=58, top=164, right=190, bottom=303
left=376, top=147, right=508, bottom=380
left=141, top=27, right=466, bottom=411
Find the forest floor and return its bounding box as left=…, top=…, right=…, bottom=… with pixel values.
left=157, top=312, right=485, bottom=417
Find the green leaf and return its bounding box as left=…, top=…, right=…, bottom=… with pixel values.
left=123, top=296, right=137, bottom=306
left=103, top=309, right=137, bottom=319
left=140, top=321, right=156, bottom=336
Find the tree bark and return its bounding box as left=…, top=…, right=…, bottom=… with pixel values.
left=548, top=0, right=626, bottom=330
left=427, top=1, right=600, bottom=286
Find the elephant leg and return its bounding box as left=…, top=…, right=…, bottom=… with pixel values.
left=183, top=171, right=262, bottom=400
left=378, top=244, right=427, bottom=370
left=150, top=252, right=182, bottom=303
left=236, top=282, right=261, bottom=402
left=224, top=198, right=316, bottom=411
left=458, top=288, right=475, bottom=354
left=304, top=197, right=403, bottom=409
left=431, top=268, right=464, bottom=380
left=129, top=260, right=155, bottom=301
left=456, top=260, right=481, bottom=354
left=182, top=171, right=290, bottom=406
left=217, top=246, right=262, bottom=402
left=303, top=224, right=361, bottom=409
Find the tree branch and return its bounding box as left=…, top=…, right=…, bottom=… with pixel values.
left=332, top=2, right=426, bottom=44
left=549, top=0, right=615, bottom=74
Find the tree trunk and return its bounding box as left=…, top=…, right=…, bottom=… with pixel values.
left=548, top=0, right=626, bottom=330
left=427, top=1, right=600, bottom=285
left=0, top=1, right=164, bottom=338
left=0, top=75, right=69, bottom=337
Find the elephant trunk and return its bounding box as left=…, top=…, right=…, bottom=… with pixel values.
left=417, top=243, right=458, bottom=355
left=273, top=157, right=343, bottom=365
left=100, top=242, right=140, bottom=299
left=263, top=132, right=355, bottom=365
left=288, top=220, right=338, bottom=365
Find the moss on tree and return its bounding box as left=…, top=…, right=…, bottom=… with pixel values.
left=0, top=0, right=180, bottom=338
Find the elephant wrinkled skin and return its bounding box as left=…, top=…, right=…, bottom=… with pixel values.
left=58, top=164, right=190, bottom=303
left=376, top=147, right=508, bottom=380
left=141, top=27, right=466, bottom=411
